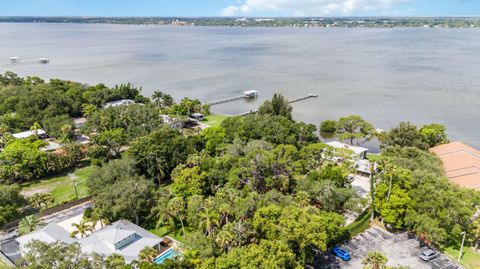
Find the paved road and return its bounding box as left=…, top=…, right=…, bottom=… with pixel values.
left=0, top=202, right=91, bottom=263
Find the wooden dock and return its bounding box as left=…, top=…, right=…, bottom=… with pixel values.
left=206, top=90, right=259, bottom=106
left=207, top=95, right=245, bottom=106
left=288, top=93, right=318, bottom=104
left=237, top=109, right=259, bottom=116
left=0, top=59, right=49, bottom=68
left=236, top=93, right=318, bottom=116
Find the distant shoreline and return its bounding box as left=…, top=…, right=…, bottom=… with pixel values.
left=1, top=16, right=480, bottom=28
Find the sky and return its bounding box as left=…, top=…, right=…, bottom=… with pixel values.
left=1, top=0, right=480, bottom=17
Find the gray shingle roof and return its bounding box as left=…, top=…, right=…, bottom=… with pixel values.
left=16, top=220, right=163, bottom=263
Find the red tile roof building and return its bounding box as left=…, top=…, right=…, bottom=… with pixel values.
left=430, top=141, right=480, bottom=190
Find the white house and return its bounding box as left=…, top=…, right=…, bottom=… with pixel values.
left=16, top=220, right=178, bottom=264
left=104, top=99, right=135, bottom=108
left=326, top=141, right=372, bottom=176
left=12, top=129, right=47, bottom=139
left=326, top=141, right=368, bottom=160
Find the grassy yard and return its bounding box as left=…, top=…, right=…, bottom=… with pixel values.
left=203, top=114, right=230, bottom=128
left=444, top=245, right=480, bottom=269
left=20, top=165, right=94, bottom=206
left=149, top=226, right=193, bottom=244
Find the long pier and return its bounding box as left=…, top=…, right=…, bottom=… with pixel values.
left=0, top=58, right=50, bottom=68
left=207, top=95, right=245, bottom=106
left=288, top=93, right=318, bottom=103
left=206, top=90, right=259, bottom=106
left=236, top=93, right=318, bottom=116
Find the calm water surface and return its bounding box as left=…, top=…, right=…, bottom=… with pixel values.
left=1, top=23, right=479, bottom=147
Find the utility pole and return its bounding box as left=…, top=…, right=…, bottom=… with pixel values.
left=370, top=170, right=375, bottom=221
left=370, top=164, right=377, bottom=222
left=458, top=231, right=466, bottom=262
left=69, top=173, right=79, bottom=199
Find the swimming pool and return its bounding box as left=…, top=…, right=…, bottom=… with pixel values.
left=153, top=248, right=180, bottom=264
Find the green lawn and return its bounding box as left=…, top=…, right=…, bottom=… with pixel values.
left=444, top=245, right=480, bottom=269
left=20, top=165, right=94, bottom=206
left=203, top=114, right=231, bottom=128
left=149, top=226, right=193, bottom=244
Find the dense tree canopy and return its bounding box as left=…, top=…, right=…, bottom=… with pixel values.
left=373, top=146, right=480, bottom=244
left=221, top=114, right=318, bottom=147
left=0, top=72, right=148, bottom=133
left=258, top=93, right=293, bottom=120
left=0, top=139, right=81, bottom=184
left=170, top=97, right=211, bottom=116
left=3, top=75, right=478, bottom=268
left=87, top=158, right=155, bottom=225
left=0, top=184, right=27, bottom=227
left=82, top=104, right=164, bottom=141
left=127, top=126, right=198, bottom=184
left=379, top=121, right=448, bottom=150
left=335, top=115, right=375, bottom=145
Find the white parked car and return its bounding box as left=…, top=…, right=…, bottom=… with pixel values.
left=419, top=249, right=439, bottom=261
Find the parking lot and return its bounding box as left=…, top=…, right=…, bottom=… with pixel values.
left=317, top=227, right=461, bottom=269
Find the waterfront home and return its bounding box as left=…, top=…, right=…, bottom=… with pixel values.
left=12, top=129, right=47, bottom=139
left=326, top=141, right=368, bottom=160
left=40, top=141, right=62, bottom=152
left=430, top=141, right=480, bottom=190
left=104, top=99, right=135, bottom=108
left=16, top=220, right=179, bottom=264
left=326, top=141, right=372, bottom=176
left=73, top=117, right=87, bottom=130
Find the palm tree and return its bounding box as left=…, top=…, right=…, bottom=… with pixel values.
left=70, top=220, right=93, bottom=238
left=30, top=122, right=42, bottom=138
left=183, top=249, right=201, bottom=266
left=156, top=206, right=175, bottom=232
left=0, top=124, right=7, bottom=136
left=138, top=246, right=158, bottom=263
left=18, top=215, right=45, bottom=236
left=152, top=91, right=164, bottom=108
left=362, top=251, right=388, bottom=269
left=215, top=229, right=234, bottom=252
left=473, top=218, right=480, bottom=252
left=219, top=204, right=232, bottom=226
left=105, top=253, right=126, bottom=269
left=29, top=193, right=54, bottom=209
left=61, top=124, right=73, bottom=142
left=167, top=197, right=187, bottom=240
left=87, top=208, right=109, bottom=231
left=230, top=220, right=255, bottom=247
left=198, top=207, right=220, bottom=237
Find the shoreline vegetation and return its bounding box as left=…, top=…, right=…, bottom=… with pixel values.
left=1, top=16, right=480, bottom=28
left=2, top=72, right=480, bottom=268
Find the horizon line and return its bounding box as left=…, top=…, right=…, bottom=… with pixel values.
left=1, top=15, right=480, bottom=19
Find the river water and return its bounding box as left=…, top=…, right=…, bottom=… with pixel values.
left=1, top=23, right=479, bottom=147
